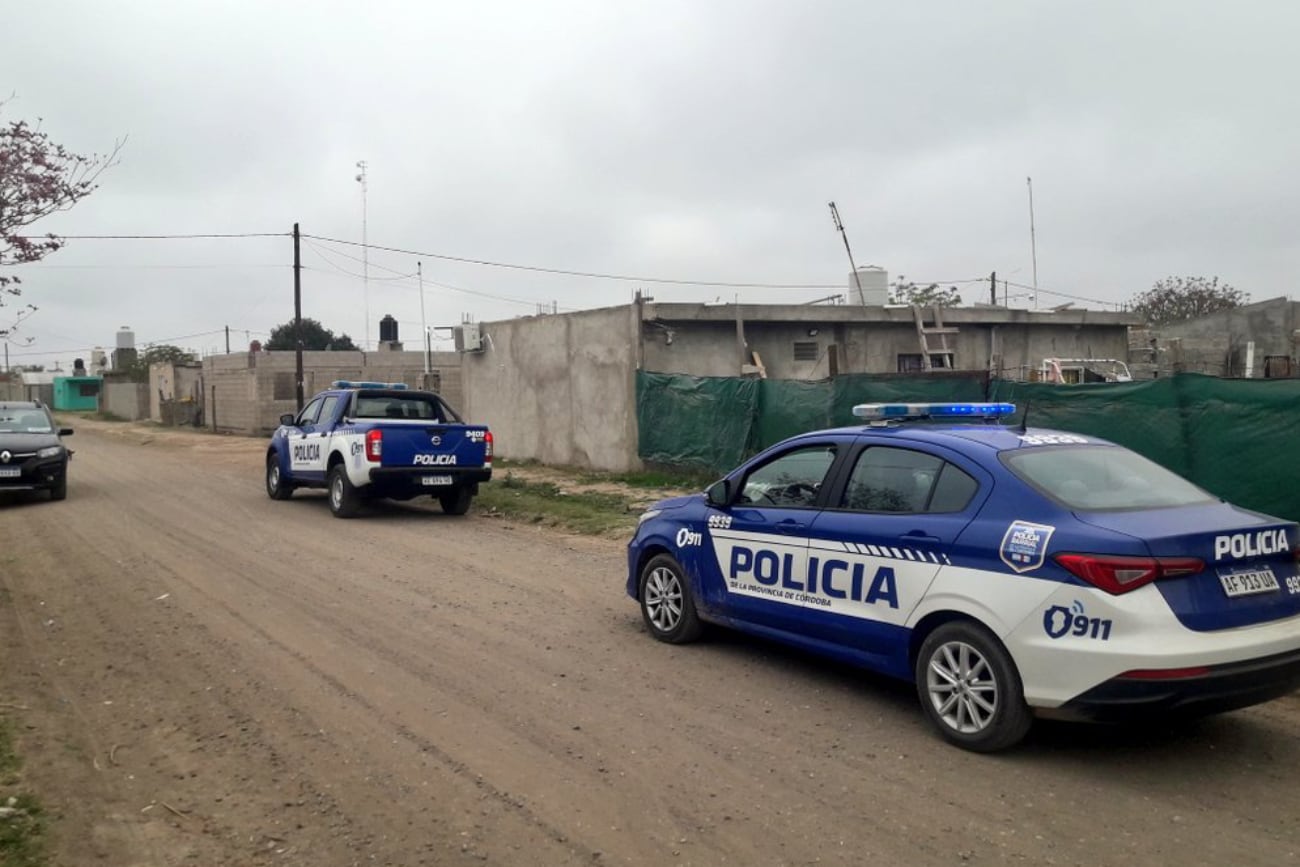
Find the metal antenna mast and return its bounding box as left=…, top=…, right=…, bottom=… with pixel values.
left=1027, top=176, right=1038, bottom=309
left=355, top=160, right=370, bottom=348
left=418, top=260, right=430, bottom=375
left=828, top=202, right=863, bottom=303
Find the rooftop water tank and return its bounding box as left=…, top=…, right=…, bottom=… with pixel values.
left=849, top=267, right=889, bottom=306
left=116, top=327, right=135, bottom=349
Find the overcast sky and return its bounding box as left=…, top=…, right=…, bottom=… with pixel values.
left=3, top=0, right=1296, bottom=367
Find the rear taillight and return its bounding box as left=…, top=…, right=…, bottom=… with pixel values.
left=484, top=431, right=493, bottom=467
left=1054, top=553, right=1204, bottom=595
left=365, top=429, right=383, bottom=462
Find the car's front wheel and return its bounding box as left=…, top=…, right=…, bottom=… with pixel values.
left=915, top=621, right=1033, bottom=752
left=328, top=464, right=361, bottom=518
left=49, top=472, right=67, bottom=501
left=639, top=553, right=703, bottom=644
left=266, top=455, right=293, bottom=500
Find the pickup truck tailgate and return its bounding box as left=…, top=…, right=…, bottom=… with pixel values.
left=378, top=421, right=490, bottom=469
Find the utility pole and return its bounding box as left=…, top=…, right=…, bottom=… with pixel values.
left=828, top=202, right=863, bottom=303
left=990, top=271, right=997, bottom=306
left=293, top=222, right=304, bottom=410
left=418, top=260, right=430, bottom=375
left=356, top=161, right=369, bottom=350
left=1027, top=177, right=1039, bottom=309
left=224, top=325, right=230, bottom=354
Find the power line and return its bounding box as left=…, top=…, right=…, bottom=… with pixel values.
left=1003, top=280, right=1122, bottom=309
left=301, top=240, right=573, bottom=310
left=14, top=232, right=288, bottom=240
left=302, top=234, right=845, bottom=290
left=302, top=242, right=416, bottom=282
left=13, top=263, right=288, bottom=271
left=4, top=327, right=270, bottom=358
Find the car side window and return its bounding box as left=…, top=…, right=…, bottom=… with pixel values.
left=841, top=446, right=975, bottom=514
left=738, top=445, right=836, bottom=509
left=317, top=395, right=342, bottom=427
left=296, top=398, right=324, bottom=427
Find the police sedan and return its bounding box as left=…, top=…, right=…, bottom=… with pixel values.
left=626, top=402, right=1300, bottom=752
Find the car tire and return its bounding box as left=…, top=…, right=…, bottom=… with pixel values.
left=439, top=487, right=472, bottom=515
left=328, top=464, right=361, bottom=518
left=915, top=621, right=1033, bottom=753
left=639, top=553, right=703, bottom=644
left=266, top=454, right=293, bottom=500
left=49, top=473, right=67, bottom=501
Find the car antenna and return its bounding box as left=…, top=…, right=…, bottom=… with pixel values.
left=1017, top=401, right=1031, bottom=433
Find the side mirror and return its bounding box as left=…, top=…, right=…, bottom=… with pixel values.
left=59, top=428, right=74, bottom=437
left=279, top=413, right=297, bottom=426
left=705, top=479, right=733, bottom=508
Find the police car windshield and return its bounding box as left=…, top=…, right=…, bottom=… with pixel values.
left=1003, top=445, right=1213, bottom=511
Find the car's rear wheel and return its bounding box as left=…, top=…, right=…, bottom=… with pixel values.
left=328, top=464, right=361, bottom=518
left=639, top=554, right=703, bottom=644
left=266, top=455, right=293, bottom=500
left=915, top=621, right=1032, bottom=752
left=439, top=487, right=472, bottom=515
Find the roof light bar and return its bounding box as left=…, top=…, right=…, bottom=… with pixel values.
left=851, top=402, right=1017, bottom=421
left=330, top=380, right=409, bottom=390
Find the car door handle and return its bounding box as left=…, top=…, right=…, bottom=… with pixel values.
left=900, top=531, right=942, bottom=545
left=775, top=519, right=806, bottom=535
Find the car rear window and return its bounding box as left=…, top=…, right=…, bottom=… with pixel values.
left=1003, top=445, right=1213, bottom=510
left=353, top=394, right=454, bottom=422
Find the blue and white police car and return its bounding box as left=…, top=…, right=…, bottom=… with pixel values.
left=266, top=381, right=492, bottom=518
left=626, top=402, right=1300, bottom=751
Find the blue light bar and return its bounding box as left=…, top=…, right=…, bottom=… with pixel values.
left=331, top=380, right=409, bottom=390
left=852, top=402, right=1016, bottom=421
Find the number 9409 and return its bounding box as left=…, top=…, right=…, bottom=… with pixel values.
left=1287, top=575, right=1300, bottom=595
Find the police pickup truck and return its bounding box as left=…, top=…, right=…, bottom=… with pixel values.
left=265, top=381, right=492, bottom=518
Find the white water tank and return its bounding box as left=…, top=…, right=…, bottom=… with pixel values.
left=116, top=327, right=135, bottom=349
left=849, top=267, right=888, bottom=306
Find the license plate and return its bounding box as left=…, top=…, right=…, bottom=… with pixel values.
left=421, top=475, right=453, bottom=487
left=0, top=467, right=19, bottom=478
left=1219, top=567, right=1280, bottom=598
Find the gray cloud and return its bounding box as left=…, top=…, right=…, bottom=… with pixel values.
left=3, top=0, right=1296, bottom=367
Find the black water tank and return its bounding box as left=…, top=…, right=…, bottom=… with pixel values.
left=379, top=314, right=399, bottom=343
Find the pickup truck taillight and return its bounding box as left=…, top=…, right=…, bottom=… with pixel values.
left=484, top=431, right=493, bottom=467
left=365, top=429, right=383, bottom=462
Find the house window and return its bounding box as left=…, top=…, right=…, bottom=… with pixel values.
left=793, top=341, right=820, bottom=362
left=897, top=353, right=954, bottom=373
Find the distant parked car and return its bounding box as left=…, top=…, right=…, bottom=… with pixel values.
left=0, top=400, right=74, bottom=501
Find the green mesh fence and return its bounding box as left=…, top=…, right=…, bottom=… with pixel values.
left=638, top=370, right=1300, bottom=521
left=635, top=372, right=760, bottom=470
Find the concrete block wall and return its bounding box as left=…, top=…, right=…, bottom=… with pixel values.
left=102, top=381, right=149, bottom=420
left=201, top=350, right=465, bottom=436
left=462, top=306, right=640, bottom=471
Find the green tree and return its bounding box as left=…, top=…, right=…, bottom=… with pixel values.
left=120, top=344, right=197, bottom=382
left=1130, top=276, right=1247, bottom=326
left=265, top=318, right=358, bottom=351
left=892, top=281, right=962, bottom=307
left=0, top=103, right=122, bottom=336
left=140, top=344, right=197, bottom=366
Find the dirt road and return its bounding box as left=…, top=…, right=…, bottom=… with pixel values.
left=1, top=422, right=1298, bottom=866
